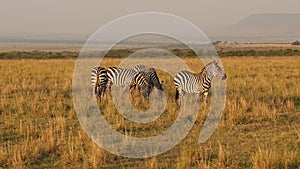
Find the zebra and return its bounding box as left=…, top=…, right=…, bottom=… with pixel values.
left=106, top=66, right=137, bottom=92
left=129, top=72, right=152, bottom=98
left=142, top=67, right=163, bottom=91
left=106, top=65, right=163, bottom=98
left=132, top=65, right=163, bottom=93
left=174, top=60, right=227, bottom=106
left=130, top=65, right=163, bottom=96
left=91, top=66, right=108, bottom=100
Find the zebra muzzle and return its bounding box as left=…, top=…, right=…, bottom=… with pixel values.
left=222, top=73, right=227, bottom=80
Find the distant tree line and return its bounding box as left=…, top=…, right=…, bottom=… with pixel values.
left=1, top=47, right=300, bottom=59
left=0, top=51, right=78, bottom=59
left=218, top=48, right=300, bottom=57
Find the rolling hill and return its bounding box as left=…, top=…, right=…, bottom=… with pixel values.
left=211, top=13, right=300, bottom=42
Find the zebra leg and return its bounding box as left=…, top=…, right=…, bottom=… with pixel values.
left=122, top=86, right=128, bottom=93
left=129, top=84, right=135, bottom=95
left=100, top=87, right=107, bottom=102
left=196, top=93, right=200, bottom=103
left=95, top=85, right=100, bottom=100
left=149, top=85, right=154, bottom=98
left=175, top=87, right=182, bottom=106
left=137, top=85, right=142, bottom=94
left=203, top=92, right=208, bottom=107
left=106, top=81, right=111, bottom=93
left=141, top=88, right=149, bottom=101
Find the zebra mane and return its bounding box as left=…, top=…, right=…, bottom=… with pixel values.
left=197, top=61, right=219, bottom=79
left=199, top=62, right=213, bottom=73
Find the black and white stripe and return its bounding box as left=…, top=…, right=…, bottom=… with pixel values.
left=129, top=72, right=152, bottom=98
left=107, top=67, right=137, bottom=89
left=91, top=66, right=108, bottom=100
left=174, top=60, right=227, bottom=105
left=134, top=64, right=148, bottom=72
left=133, top=65, right=163, bottom=92
left=142, top=67, right=163, bottom=91
left=129, top=65, right=164, bottom=99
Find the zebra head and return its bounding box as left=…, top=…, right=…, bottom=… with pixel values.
left=211, top=60, right=227, bottom=80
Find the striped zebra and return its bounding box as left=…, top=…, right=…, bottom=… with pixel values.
left=132, top=65, right=163, bottom=93
left=91, top=66, right=108, bottom=100
left=106, top=67, right=137, bottom=92
left=129, top=72, right=152, bottom=98
left=174, top=60, right=227, bottom=106
left=142, top=67, right=163, bottom=91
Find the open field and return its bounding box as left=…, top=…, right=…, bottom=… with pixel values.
left=0, top=54, right=300, bottom=168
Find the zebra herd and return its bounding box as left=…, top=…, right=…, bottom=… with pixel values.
left=91, top=65, right=163, bottom=101
left=91, top=60, right=227, bottom=105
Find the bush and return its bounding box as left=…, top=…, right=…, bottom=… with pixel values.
left=291, top=40, right=300, bottom=45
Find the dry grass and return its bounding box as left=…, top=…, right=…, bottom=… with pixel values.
left=251, top=147, right=299, bottom=169
left=0, top=56, right=299, bottom=168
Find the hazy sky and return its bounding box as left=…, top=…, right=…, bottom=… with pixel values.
left=1, top=0, right=300, bottom=37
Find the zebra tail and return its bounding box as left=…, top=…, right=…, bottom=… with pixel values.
left=175, top=88, right=179, bottom=101
left=94, top=71, right=100, bottom=95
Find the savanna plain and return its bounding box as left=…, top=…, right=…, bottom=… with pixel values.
left=0, top=44, right=300, bottom=168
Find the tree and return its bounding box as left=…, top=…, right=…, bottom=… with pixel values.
left=212, top=40, right=222, bottom=45
left=291, top=40, right=300, bottom=45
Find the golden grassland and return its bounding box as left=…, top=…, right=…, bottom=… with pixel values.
left=0, top=56, right=300, bottom=168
